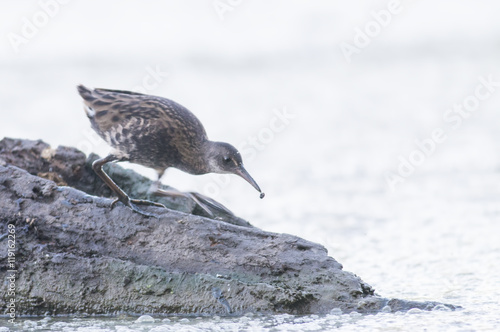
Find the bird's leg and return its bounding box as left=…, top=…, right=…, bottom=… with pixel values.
left=189, top=192, right=234, bottom=216
left=92, top=155, right=165, bottom=217
left=148, top=169, right=165, bottom=194
left=148, top=170, right=234, bottom=218
left=152, top=187, right=234, bottom=218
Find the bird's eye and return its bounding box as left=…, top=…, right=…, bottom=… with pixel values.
left=223, top=157, right=232, bottom=164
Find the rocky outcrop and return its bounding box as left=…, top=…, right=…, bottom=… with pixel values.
left=0, top=138, right=457, bottom=316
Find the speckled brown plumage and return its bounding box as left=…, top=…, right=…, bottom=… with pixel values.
left=77, top=85, right=264, bottom=217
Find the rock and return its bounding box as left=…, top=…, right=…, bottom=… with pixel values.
left=0, top=137, right=251, bottom=227
left=0, top=138, right=458, bottom=316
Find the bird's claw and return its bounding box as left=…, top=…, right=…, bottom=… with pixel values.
left=111, top=197, right=165, bottom=218
left=130, top=199, right=166, bottom=209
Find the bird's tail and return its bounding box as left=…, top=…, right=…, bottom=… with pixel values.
left=77, top=84, right=95, bottom=101
left=76, top=84, right=97, bottom=118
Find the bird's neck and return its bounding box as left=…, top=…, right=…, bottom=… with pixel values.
left=180, top=140, right=216, bottom=175
left=199, top=140, right=220, bottom=174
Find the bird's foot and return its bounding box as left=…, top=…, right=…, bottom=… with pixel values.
left=129, top=199, right=166, bottom=209
left=188, top=192, right=234, bottom=217
left=111, top=197, right=166, bottom=218
left=152, top=188, right=234, bottom=218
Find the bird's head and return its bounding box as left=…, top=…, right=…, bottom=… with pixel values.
left=206, top=142, right=264, bottom=198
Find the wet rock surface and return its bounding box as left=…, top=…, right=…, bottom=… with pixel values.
left=0, top=138, right=458, bottom=316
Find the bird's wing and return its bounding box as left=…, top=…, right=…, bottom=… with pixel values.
left=77, top=85, right=208, bottom=141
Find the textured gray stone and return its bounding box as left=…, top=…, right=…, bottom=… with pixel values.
left=0, top=138, right=458, bottom=316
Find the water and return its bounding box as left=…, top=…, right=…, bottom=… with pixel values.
left=2, top=1, right=500, bottom=330
left=0, top=309, right=480, bottom=331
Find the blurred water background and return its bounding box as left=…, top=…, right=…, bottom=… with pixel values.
left=1, top=0, right=500, bottom=330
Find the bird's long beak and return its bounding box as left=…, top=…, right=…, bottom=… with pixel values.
left=235, top=166, right=265, bottom=198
